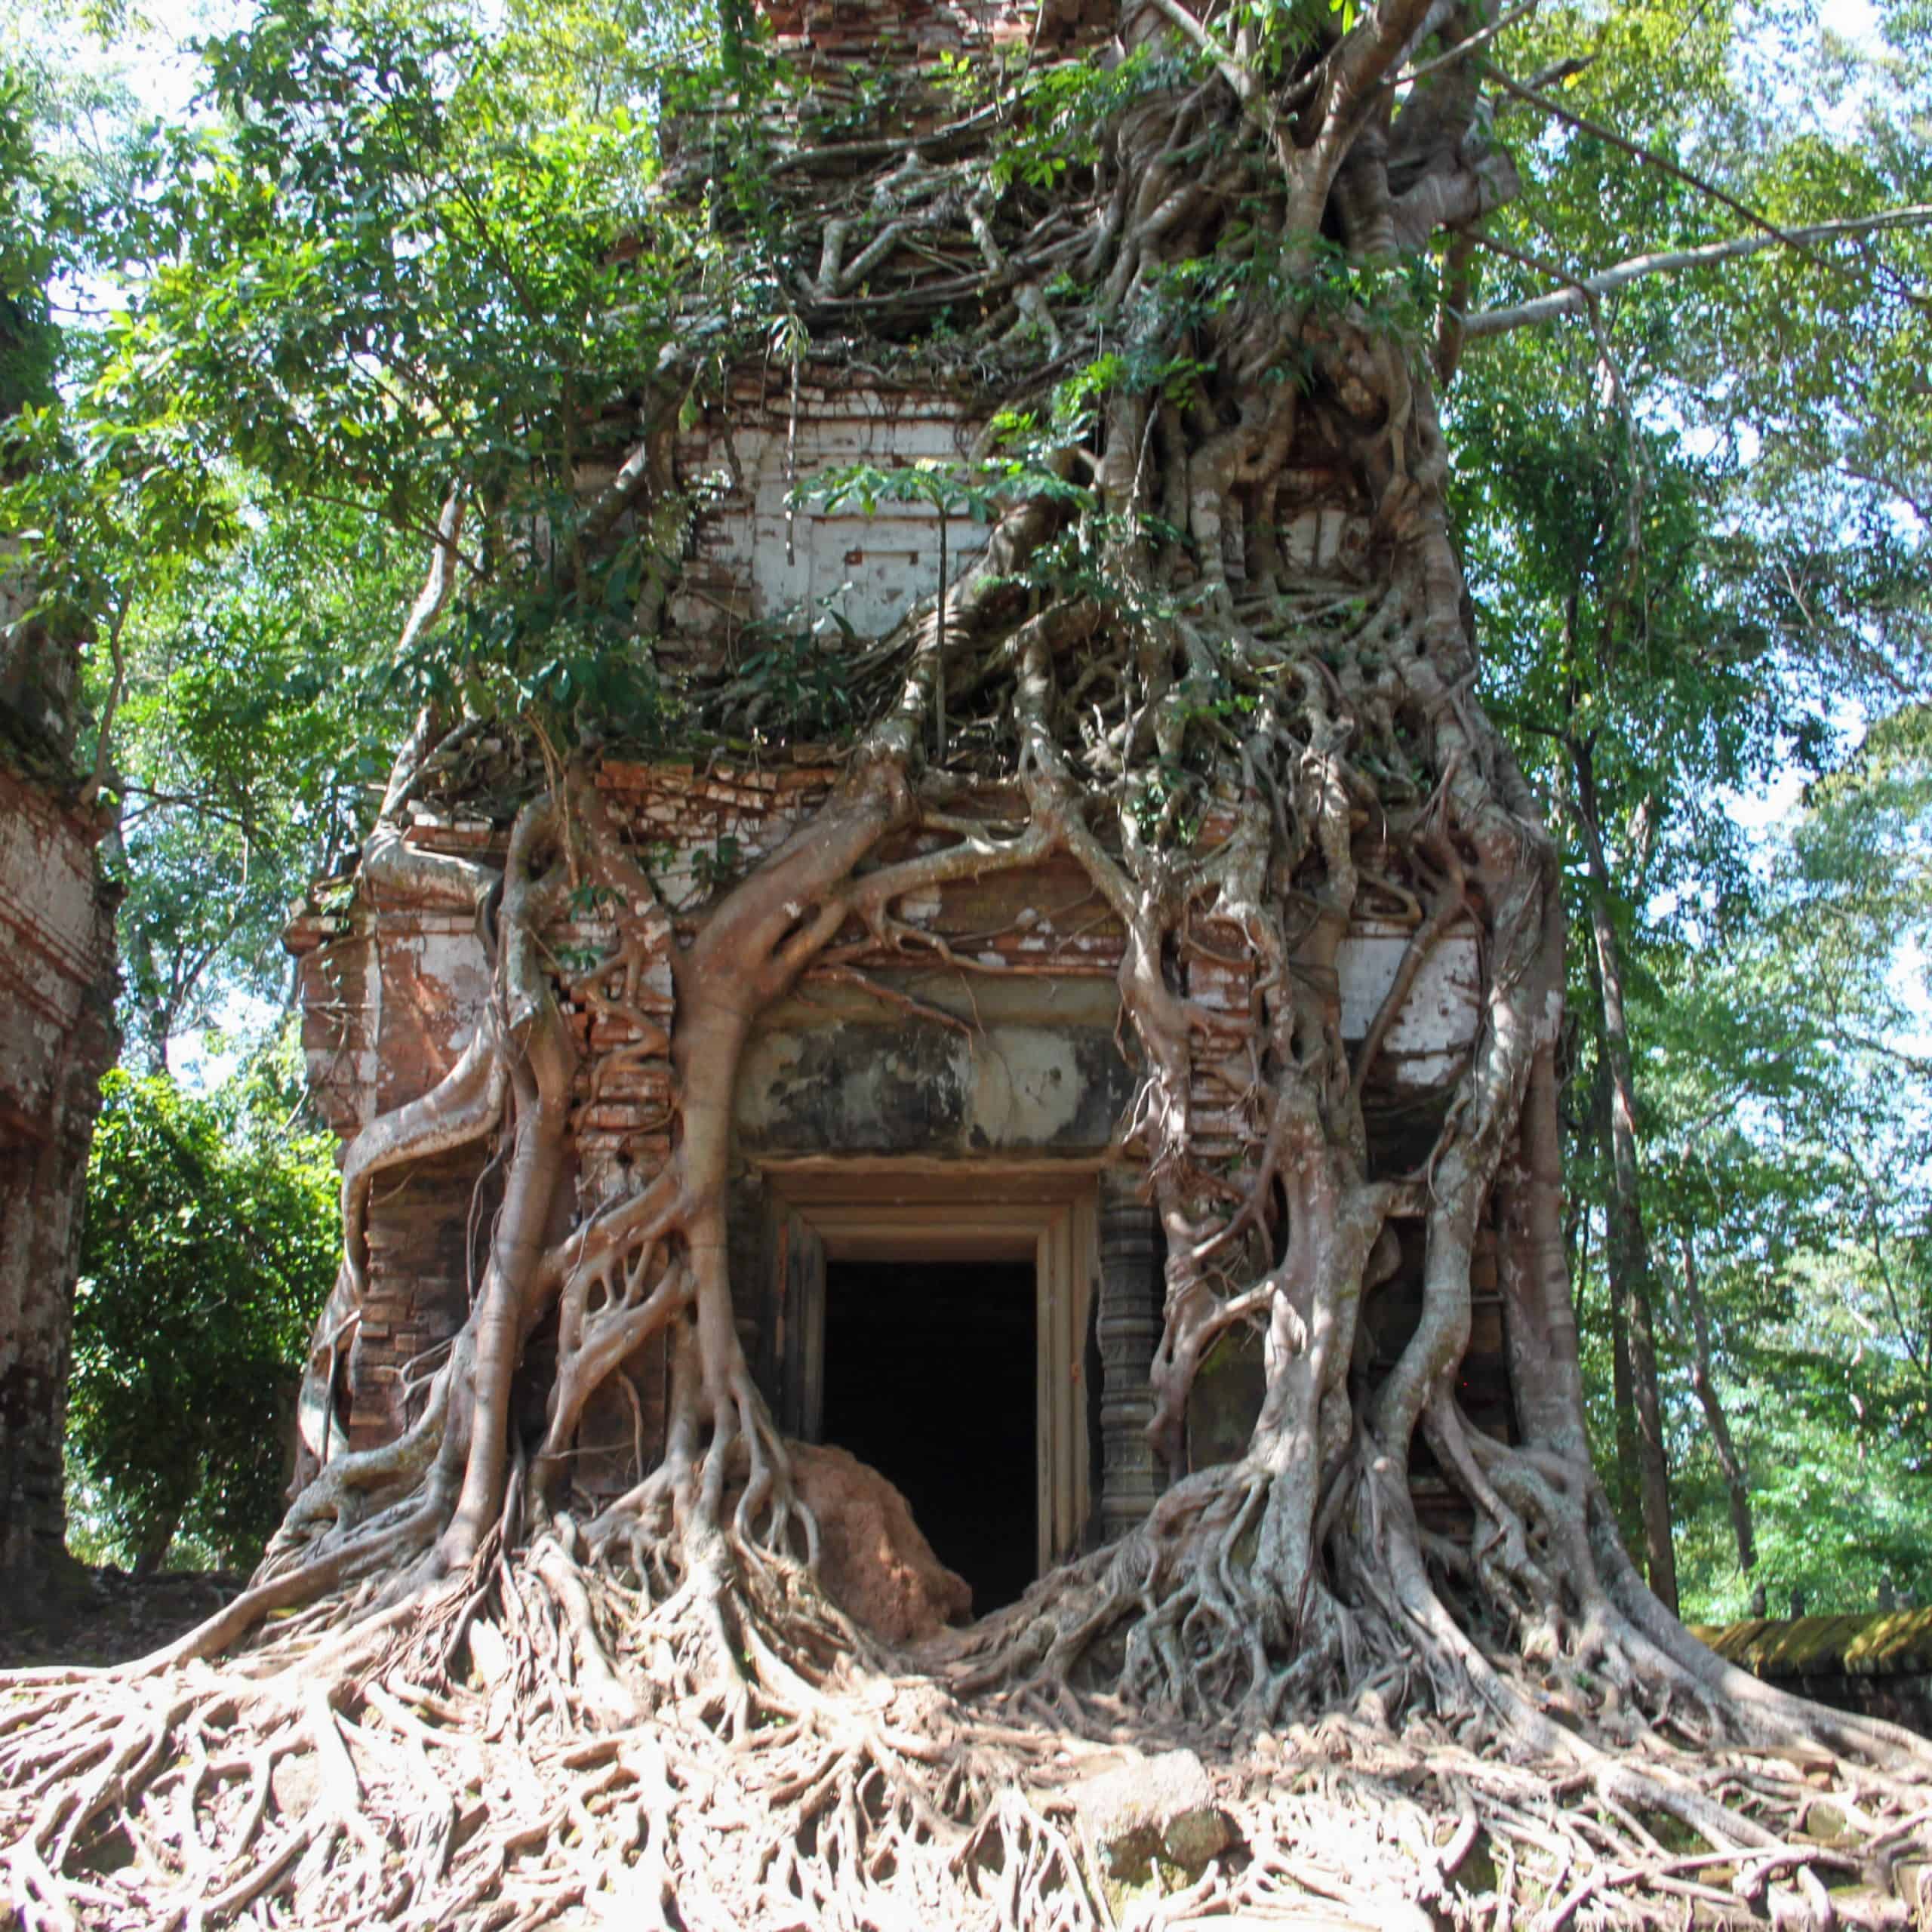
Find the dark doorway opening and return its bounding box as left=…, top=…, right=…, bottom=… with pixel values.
left=820, top=1258, right=1036, bottom=1617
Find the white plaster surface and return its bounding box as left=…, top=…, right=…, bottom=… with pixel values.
left=1336, top=921, right=1483, bottom=1087
left=672, top=389, right=991, bottom=648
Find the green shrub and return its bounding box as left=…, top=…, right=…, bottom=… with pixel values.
left=68, top=1047, right=339, bottom=1574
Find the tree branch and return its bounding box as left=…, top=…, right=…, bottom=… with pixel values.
left=1398, top=0, right=1543, bottom=88
left=1312, top=0, right=1445, bottom=174
left=397, top=488, right=468, bottom=660
left=1482, top=60, right=1821, bottom=245
left=1466, top=205, right=1932, bottom=338
left=80, top=592, right=133, bottom=809
left=1141, top=0, right=1255, bottom=103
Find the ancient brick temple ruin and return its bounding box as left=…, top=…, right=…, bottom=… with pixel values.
left=0, top=570, right=119, bottom=1595
left=287, top=357, right=1518, bottom=1620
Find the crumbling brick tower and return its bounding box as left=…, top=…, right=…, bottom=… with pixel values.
left=284, top=0, right=1518, bottom=1620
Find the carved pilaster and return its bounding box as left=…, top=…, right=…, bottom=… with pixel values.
left=1097, top=1169, right=1164, bottom=1540
left=726, top=1168, right=770, bottom=1398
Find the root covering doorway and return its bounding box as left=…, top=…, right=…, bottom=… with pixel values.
left=821, top=1260, right=1037, bottom=1616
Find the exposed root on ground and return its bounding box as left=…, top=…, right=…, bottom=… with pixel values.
left=6, top=1518, right=1932, bottom=1931
left=13, top=1, right=1932, bottom=1924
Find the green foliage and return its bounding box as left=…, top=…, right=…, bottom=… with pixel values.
left=3, top=0, right=751, bottom=770
left=1672, top=1309, right=1932, bottom=1619
left=0, top=69, right=58, bottom=420
left=988, top=48, right=1199, bottom=192
left=731, top=613, right=861, bottom=740
left=0, top=0, right=759, bottom=1060
left=1463, top=0, right=1932, bottom=696
left=1568, top=722, right=1932, bottom=1619
left=0, top=0, right=142, bottom=422
left=94, top=0, right=709, bottom=746
left=1671, top=876, right=1932, bottom=1610
left=106, top=492, right=418, bottom=1062
left=68, top=1043, right=340, bottom=1573
left=810, top=456, right=1009, bottom=525
left=1128, top=755, right=1200, bottom=847
left=690, top=833, right=742, bottom=895
left=0, top=11, right=240, bottom=654
left=1442, top=0, right=1932, bottom=1615
left=145, top=0, right=663, bottom=507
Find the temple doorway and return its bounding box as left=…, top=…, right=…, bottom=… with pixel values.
left=754, top=1164, right=1100, bottom=1582
left=820, top=1258, right=1037, bottom=1614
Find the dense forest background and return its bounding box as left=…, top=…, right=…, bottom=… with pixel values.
left=5, top=0, right=1931, bottom=1619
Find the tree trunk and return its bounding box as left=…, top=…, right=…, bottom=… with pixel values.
left=1579, top=1036, right=1644, bottom=1549
left=1608, top=1225, right=1644, bottom=1549
left=131, top=1503, right=183, bottom=1580
left=1571, top=734, right=1680, bottom=1614
left=1674, top=1228, right=1756, bottom=1576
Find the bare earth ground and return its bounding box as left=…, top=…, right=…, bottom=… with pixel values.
left=0, top=1567, right=245, bottom=1671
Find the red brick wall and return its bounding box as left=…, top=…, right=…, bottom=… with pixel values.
left=0, top=765, right=118, bottom=1589
left=290, top=758, right=1503, bottom=1480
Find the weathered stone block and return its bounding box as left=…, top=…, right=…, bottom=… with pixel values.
left=1066, top=1748, right=1232, bottom=1878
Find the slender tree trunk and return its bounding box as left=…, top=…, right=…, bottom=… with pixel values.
left=1607, top=1222, right=1643, bottom=1548
left=131, top=1503, right=183, bottom=1580
left=1577, top=1041, right=1643, bottom=1547
left=118, top=913, right=172, bottom=1073
left=1674, top=1229, right=1755, bottom=1576
left=934, top=503, right=949, bottom=768
left=1571, top=735, right=1679, bottom=1614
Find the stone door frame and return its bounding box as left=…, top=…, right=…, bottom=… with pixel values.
left=756, top=1159, right=1101, bottom=1578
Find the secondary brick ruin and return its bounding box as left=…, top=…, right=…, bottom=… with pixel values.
left=0, top=591, right=119, bottom=1599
